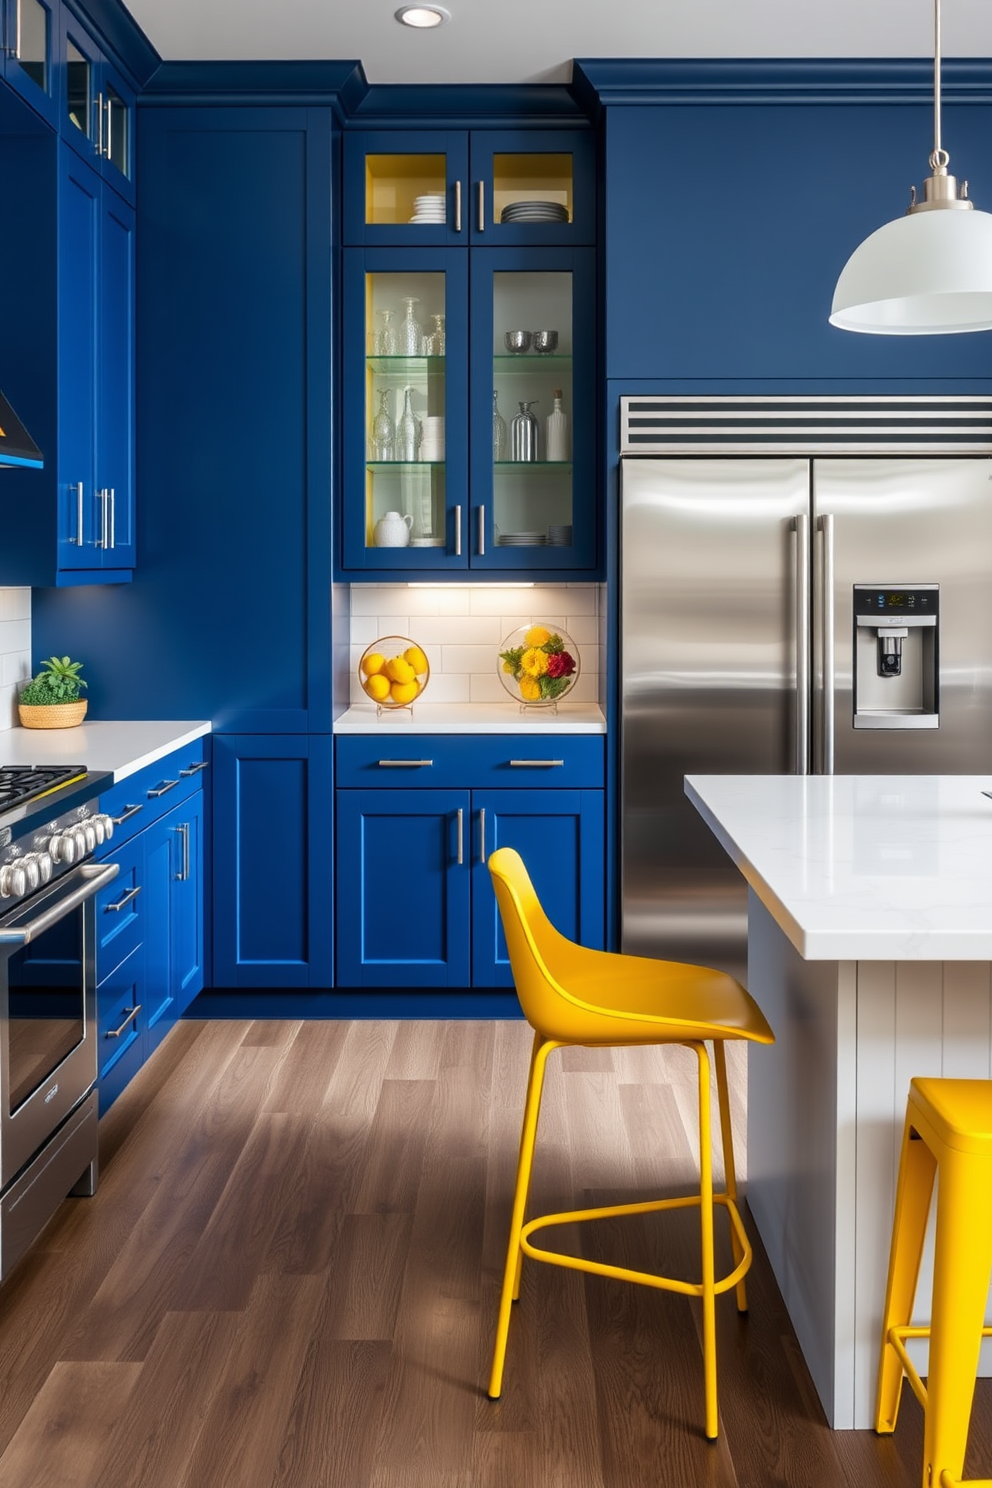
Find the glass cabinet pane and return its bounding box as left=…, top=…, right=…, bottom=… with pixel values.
left=365, top=155, right=447, bottom=228
left=66, top=39, right=91, bottom=140
left=106, top=83, right=129, bottom=177
left=14, top=0, right=48, bottom=91
left=492, top=154, right=572, bottom=228
left=365, top=271, right=447, bottom=551
left=491, top=271, right=573, bottom=550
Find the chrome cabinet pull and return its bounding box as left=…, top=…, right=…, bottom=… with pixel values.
left=454, top=179, right=462, bottom=233
left=104, top=884, right=141, bottom=913
left=176, top=822, right=190, bottom=882
left=96, top=488, right=109, bottom=549
left=477, top=504, right=485, bottom=556
left=108, top=487, right=115, bottom=549
left=454, top=504, right=462, bottom=556
left=456, top=807, right=464, bottom=865
left=818, top=513, right=835, bottom=776
left=105, top=96, right=112, bottom=159
left=476, top=180, right=485, bottom=232
left=179, top=761, right=209, bottom=777
left=147, top=779, right=179, bottom=798
left=112, top=803, right=143, bottom=825
left=478, top=807, right=486, bottom=864
left=72, top=482, right=84, bottom=545
left=795, top=512, right=810, bottom=776
left=95, top=91, right=104, bottom=155
left=377, top=759, right=433, bottom=768
left=106, top=1003, right=141, bottom=1038
left=509, top=759, right=564, bottom=768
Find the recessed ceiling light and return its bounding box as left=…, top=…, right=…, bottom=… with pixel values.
left=395, top=5, right=450, bottom=27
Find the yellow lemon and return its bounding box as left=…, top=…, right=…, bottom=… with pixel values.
left=404, top=644, right=429, bottom=676
left=361, top=651, right=386, bottom=676
left=525, top=625, right=551, bottom=647
left=390, top=679, right=420, bottom=705
left=364, top=674, right=390, bottom=702
left=385, top=656, right=415, bottom=684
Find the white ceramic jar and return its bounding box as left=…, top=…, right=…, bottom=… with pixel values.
left=373, top=511, right=413, bottom=547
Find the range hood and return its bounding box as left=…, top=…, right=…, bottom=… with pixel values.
left=0, top=388, right=42, bottom=468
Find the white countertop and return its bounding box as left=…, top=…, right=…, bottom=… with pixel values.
left=685, top=774, right=992, bottom=961
left=333, top=701, right=606, bottom=734
left=1, top=720, right=211, bottom=783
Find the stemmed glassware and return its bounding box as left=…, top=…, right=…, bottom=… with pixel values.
left=431, top=314, right=445, bottom=355
left=398, top=298, right=422, bottom=356
left=375, top=308, right=397, bottom=356
left=370, top=388, right=395, bottom=461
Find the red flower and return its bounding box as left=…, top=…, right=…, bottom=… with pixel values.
left=546, top=650, right=575, bottom=679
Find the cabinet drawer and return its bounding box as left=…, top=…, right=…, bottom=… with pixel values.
left=95, top=834, right=144, bottom=982
left=334, top=735, right=604, bottom=789
left=98, top=738, right=208, bottom=846
left=97, top=942, right=143, bottom=1073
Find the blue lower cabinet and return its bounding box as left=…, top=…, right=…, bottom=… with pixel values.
left=212, top=735, right=332, bottom=987
left=97, top=941, right=145, bottom=1114
left=142, top=793, right=205, bottom=1058
left=470, top=789, right=605, bottom=987
left=336, top=788, right=472, bottom=987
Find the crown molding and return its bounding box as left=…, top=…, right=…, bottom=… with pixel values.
left=68, top=0, right=160, bottom=86
left=139, top=60, right=367, bottom=118
left=343, top=82, right=593, bottom=129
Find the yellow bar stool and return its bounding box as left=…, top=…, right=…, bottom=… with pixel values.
left=486, top=847, right=775, bottom=1441
left=875, top=1077, right=992, bottom=1488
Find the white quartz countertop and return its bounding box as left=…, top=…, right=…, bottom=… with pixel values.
left=333, top=702, right=606, bottom=734
left=685, top=774, right=992, bottom=961
left=1, top=720, right=211, bottom=782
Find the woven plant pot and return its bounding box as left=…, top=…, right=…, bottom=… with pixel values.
left=18, top=700, right=88, bottom=729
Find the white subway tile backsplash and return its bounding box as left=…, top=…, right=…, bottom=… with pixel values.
left=0, top=589, right=30, bottom=622
left=416, top=615, right=501, bottom=646
left=0, top=590, right=30, bottom=732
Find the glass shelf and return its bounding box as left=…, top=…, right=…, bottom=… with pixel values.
left=494, top=461, right=573, bottom=470
left=367, top=355, right=445, bottom=375
left=366, top=461, right=446, bottom=470
left=493, top=355, right=572, bottom=366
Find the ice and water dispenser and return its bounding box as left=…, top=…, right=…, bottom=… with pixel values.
left=853, top=585, right=939, bottom=729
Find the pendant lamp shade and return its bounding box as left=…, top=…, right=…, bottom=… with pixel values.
left=830, top=207, right=992, bottom=334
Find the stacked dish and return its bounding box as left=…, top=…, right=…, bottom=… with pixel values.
left=409, top=194, right=446, bottom=224
left=548, top=524, right=573, bottom=546
left=500, top=200, right=570, bottom=224
left=497, top=531, right=548, bottom=546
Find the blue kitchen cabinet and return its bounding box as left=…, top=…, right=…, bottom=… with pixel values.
left=1, top=0, right=58, bottom=127
left=334, top=736, right=605, bottom=990
left=143, top=791, right=205, bottom=1059
left=61, top=1, right=134, bottom=205
left=343, top=127, right=595, bottom=247
left=212, top=735, right=333, bottom=988
left=341, top=243, right=597, bottom=575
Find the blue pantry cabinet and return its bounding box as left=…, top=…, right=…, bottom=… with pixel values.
left=335, top=736, right=605, bottom=989
left=60, top=0, right=135, bottom=204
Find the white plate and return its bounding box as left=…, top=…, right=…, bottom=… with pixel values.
left=410, top=537, right=445, bottom=547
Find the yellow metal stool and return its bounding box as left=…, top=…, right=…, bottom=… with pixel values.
left=876, top=1078, right=992, bottom=1488
left=486, top=847, right=775, bottom=1440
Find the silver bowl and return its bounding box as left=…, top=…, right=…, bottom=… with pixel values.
left=504, top=330, right=533, bottom=355
left=532, top=330, right=559, bottom=355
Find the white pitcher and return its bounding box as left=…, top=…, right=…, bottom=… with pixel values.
left=373, top=511, right=413, bottom=547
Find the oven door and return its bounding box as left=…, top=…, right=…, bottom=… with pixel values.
left=0, top=860, right=119, bottom=1191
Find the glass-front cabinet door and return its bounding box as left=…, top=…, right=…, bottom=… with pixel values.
left=2, top=0, right=56, bottom=124
left=342, top=249, right=469, bottom=570
left=61, top=11, right=135, bottom=205
left=469, top=131, right=595, bottom=245
left=470, top=247, right=596, bottom=571
left=343, top=131, right=470, bottom=247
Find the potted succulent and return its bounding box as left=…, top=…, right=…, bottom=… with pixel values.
left=18, top=655, right=89, bottom=729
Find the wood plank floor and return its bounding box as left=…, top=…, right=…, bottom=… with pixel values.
left=0, top=1018, right=989, bottom=1487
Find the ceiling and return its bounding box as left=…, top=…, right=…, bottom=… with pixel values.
left=121, top=0, right=992, bottom=87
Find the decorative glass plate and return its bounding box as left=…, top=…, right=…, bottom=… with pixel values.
left=497, top=623, right=580, bottom=708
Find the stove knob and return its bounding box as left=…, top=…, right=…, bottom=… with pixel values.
left=92, top=815, right=106, bottom=845
left=97, top=812, right=114, bottom=842
left=21, top=854, right=40, bottom=892
left=73, top=825, right=89, bottom=858
left=51, top=831, right=76, bottom=865
left=81, top=821, right=97, bottom=853
left=1, top=863, right=26, bottom=898
left=0, top=864, right=16, bottom=898
left=36, top=851, right=53, bottom=884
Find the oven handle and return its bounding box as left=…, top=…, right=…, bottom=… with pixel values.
left=0, top=862, right=120, bottom=946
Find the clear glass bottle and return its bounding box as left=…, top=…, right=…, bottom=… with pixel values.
left=396, top=386, right=421, bottom=461
left=492, top=390, right=508, bottom=461
left=432, top=313, right=445, bottom=356
left=370, top=388, right=395, bottom=461
left=375, top=308, right=396, bottom=356
left=545, top=388, right=571, bottom=462
left=398, top=297, right=422, bottom=357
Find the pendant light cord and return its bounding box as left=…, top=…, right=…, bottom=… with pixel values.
left=932, top=0, right=948, bottom=169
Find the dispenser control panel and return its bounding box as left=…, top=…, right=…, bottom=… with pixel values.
left=853, top=587, right=939, bottom=618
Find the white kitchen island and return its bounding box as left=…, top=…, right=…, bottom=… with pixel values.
left=685, top=774, right=992, bottom=1430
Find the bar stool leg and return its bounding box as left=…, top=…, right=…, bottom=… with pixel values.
left=489, top=1037, right=556, bottom=1400
left=695, top=1040, right=719, bottom=1441
left=713, top=1040, right=747, bottom=1313
left=876, top=1117, right=937, bottom=1434
left=511, top=1031, right=543, bottom=1302
left=924, top=1149, right=992, bottom=1488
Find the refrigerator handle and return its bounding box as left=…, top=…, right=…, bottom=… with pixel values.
left=818, top=513, right=835, bottom=775
left=794, top=513, right=810, bottom=775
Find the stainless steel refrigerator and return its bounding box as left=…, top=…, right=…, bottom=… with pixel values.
left=620, top=398, right=992, bottom=980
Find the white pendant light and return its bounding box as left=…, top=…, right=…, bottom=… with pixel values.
left=830, top=0, right=992, bottom=334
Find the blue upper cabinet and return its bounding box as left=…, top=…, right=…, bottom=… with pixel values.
left=60, top=2, right=135, bottom=206
left=1, top=0, right=58, bottom=127
left=343, top=128, right=595, bottom=247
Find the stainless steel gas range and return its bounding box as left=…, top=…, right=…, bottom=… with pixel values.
left=0, top=764, right=118, bottom=1279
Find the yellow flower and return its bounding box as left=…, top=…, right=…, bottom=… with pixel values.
left=519, top=676, right=542, bottom=701
left=521, top=647, right=549, bottom=678
left=502, top=660, right=516, bottom=674
left=525, top=625, right=551, bottom=647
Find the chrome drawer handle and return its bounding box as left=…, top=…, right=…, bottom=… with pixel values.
left=377, top=760, right=433, bottom=768
left=106, top=1003, right=141, bottom=1038
left=478, top=806, right=486, bottom=864
left=179, top=760, right=209, bottom=776
left=456, top=807, right=464, bottom=865
left=112, top=804, right=143, bottom=825
left=105, top=884, right=141, bottom=913
left=147, top=779, right=179, bottom=797
left=176, top=822, right=190, bottom=882
left=509, top=759, right=565, bottom=768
